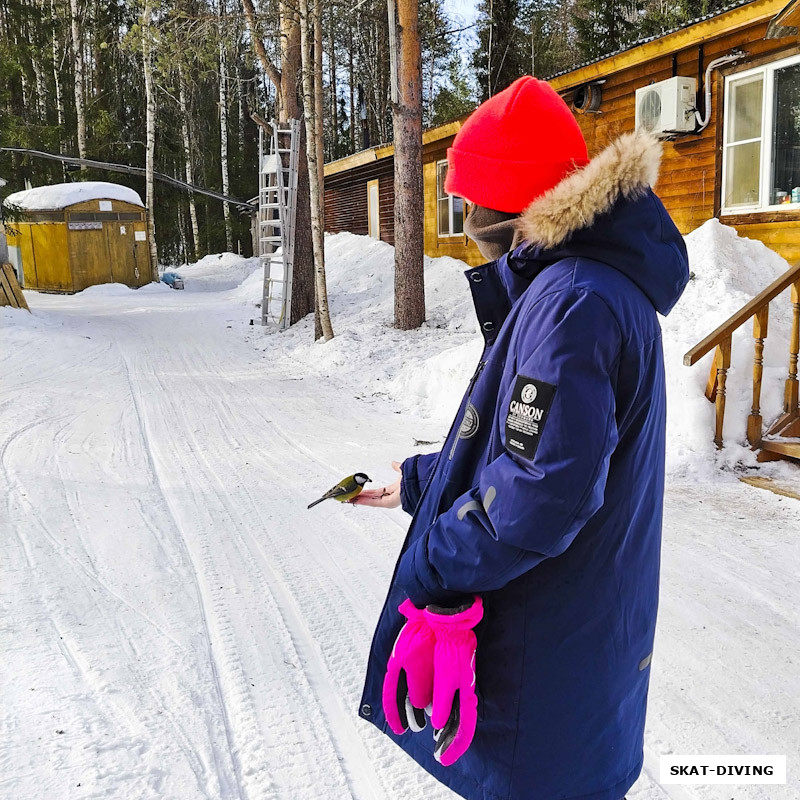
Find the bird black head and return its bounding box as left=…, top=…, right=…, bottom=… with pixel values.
left=355, top=473, right=371, bottom=485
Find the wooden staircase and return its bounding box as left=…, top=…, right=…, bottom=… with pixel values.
left=683, top=261, right=800, bottom=465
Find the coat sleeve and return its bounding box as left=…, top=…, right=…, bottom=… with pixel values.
left=400, top=451, right=440, bottom=515
left=395, top=288, right=623, bottom=606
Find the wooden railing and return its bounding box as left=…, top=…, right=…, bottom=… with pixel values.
left=683, top=261, right=800, bottom=452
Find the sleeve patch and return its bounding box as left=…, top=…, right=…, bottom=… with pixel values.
left=504, top=375, right=556, bottom=460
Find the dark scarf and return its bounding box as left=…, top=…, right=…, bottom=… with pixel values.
left=464, top=205, right=525, bottom=262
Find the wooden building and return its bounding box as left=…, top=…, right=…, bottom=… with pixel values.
left=3, top=181, right=153, bottom=293
left=324, top=124, right=484, bottom=267
left=324, top=0, right=800, bottom=266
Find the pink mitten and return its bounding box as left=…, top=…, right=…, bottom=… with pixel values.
left=424, top=596, right=483, bottom=766
left=382, top=599, right=436, bottom=735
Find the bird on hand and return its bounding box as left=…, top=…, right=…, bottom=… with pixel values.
left=307, top=473, right=371, bottom=509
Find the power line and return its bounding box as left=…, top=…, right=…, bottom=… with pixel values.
left=0, top=147, right=257, bottom=213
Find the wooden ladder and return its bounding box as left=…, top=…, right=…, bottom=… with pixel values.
left=683, top=260, right=800, bottom=464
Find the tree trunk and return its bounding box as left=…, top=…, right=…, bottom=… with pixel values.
left=391, top=0, right=424, bottom=329
left=51, top=0, right=65, bottom=164
left=314, top=1, right=325, bottom=196
left=300, top=0, right=333, bottom=340
left=219, top=0, right=233, bottom=252
left=142, top=0, right=159, bottom=278
left=237, top=56, right=247, bottom=156
left=348, top=30, right=356, bottom=153
left=178, top=67, right=202, bottom=260
left=69, top=0, right=86, bottom=161
left=329, top=12, right=337, bottom=161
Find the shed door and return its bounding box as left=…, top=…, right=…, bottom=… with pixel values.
left=106, top=222, right=139, bottom=288
left=31, top=223, right=70, bottom=291
left=68, top=225, right=112, bottom=291
left=367, top=179, right=380, bottom=239
left=132, top=223, right=152, bottom=285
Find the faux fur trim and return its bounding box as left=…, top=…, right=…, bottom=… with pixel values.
left=517, top=130, right=663, bottom=250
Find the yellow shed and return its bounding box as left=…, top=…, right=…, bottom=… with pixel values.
left=2, top=181, right=153, bottom=292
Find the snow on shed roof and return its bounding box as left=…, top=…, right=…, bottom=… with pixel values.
left=3, top=181, right=144, bottom=211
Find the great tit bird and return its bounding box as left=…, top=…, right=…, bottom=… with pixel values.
left=307, top=473, right=371, bottom=509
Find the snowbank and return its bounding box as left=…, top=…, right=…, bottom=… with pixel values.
left=664, top=220, right=793, bottom=479
left=172, top=252, right=260, bottom=292
left=3, top=181, right=143, bottom=210
left=237, top=225, right=796, bottom=479
left=238, top=233, right=481, bottom=422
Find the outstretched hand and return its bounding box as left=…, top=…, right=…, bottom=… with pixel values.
left=350, top=461, right=402, bottom=508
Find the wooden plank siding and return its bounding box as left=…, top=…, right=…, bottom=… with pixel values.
left=561, top=18, right=800, bottom=260
left=324, top=134, right=484, bottom=264
left=324, top=157, right=395, bottom=244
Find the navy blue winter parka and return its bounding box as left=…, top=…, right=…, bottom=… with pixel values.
left=359, top=132, right=690, bottom=800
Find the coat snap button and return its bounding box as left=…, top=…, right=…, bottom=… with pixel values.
left=470, top=272, right=483, bottom=282
left=482, top=321, right=495, bottom=332
left=361, top=704, right=372, bottom=716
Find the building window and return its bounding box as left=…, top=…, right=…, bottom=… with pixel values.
left=722, top=54, right=800, bottom=213
left=436, top=161, right=464, bottom=236
left=367, top=179, right=380, bottom=239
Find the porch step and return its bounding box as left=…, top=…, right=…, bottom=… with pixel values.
left=757, top=438, right=800, bottom=463
left=739, top=475, right=800, bottom=500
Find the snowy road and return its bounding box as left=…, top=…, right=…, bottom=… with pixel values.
left=2, top=271, right=798, bottom=800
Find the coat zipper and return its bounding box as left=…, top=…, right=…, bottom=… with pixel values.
left=448, top=359, right=486, bottom=460
left=394, top=352, right=488, bottom=566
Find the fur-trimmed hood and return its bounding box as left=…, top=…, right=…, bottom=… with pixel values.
left=510, top=130, right=689, bottom=316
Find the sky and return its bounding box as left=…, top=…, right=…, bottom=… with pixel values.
left=444, top=0, right=478, bottom=24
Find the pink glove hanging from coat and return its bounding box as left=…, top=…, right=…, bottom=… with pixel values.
left=382, top=595, right=483, bottom=766
left=383, top=598, right=436, bottom=735
left=424, top=596, right=483, bottom=766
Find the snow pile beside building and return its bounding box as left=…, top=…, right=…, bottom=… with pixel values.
left=236, top=225, right=794, bottom=479
left=175, top=252, right=260, bottom=292
left=664, top=219, right=793, bottom=478
left=239, top=232, right=481, bottom=422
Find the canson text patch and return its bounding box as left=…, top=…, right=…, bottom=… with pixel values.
left=504, top=375, right=556, bottom=460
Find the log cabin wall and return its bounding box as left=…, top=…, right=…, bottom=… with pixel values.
left=323, top=125, right=485, bottom=265
left=324, top=155, right=396, bottom=244
left=551, top=0, right=800, bottom=264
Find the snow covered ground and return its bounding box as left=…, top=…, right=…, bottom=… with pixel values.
left=1, top=230, right=798, bottom=800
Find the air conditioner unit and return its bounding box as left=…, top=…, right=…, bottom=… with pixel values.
left=635, top=77, right=698, bottom=135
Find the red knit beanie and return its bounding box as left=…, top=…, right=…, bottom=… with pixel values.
left=445, top=76, right=588, bottom=214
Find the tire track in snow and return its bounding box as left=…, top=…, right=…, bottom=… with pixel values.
left=127, top=337, right=365, bottom=800
left=113, top=342, right=250, bottom=800
left=166, top=327, right=456, bottom=800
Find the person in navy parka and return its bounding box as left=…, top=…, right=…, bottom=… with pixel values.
left=354, top=77, right=690, bottom=800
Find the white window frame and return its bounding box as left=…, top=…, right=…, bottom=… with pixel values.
left=721, top=52, right=800, bottom=215
left=436, top=160, right=465, bottom=237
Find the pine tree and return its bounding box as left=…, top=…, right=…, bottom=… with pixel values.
left=472, top=0, right=531, bottom=101
left=573, top=0, right=641, bottom=60
left=430, top=53, right=475, bottom=125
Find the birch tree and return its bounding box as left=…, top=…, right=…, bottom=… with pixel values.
left=68, top=0, right=87, bottom=161
left=300, top=0, right=332, bottom=339
left=218, top=0, right=233, bottom=251
left=142, top=0, right=159, bottom=276
left=178, top=65, right=202, bottom=259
